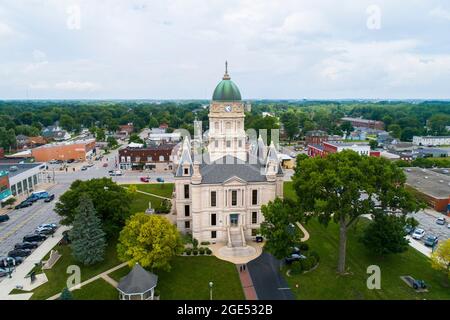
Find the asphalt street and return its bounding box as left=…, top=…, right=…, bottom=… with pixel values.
left=407, top=210, right=450, bottom=244
left=247, top=252, right=295, bottom=300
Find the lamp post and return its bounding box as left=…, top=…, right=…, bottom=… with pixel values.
left=209, top=281, right=214, bottom=300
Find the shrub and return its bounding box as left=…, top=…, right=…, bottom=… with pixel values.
left=185, top=248, right=192, bottom=255
left=193, top=249, right=198, bottom=256
left=299, top=243, right=309, bottom=251
left=309, top=250, right=320, bottom=262
left=154, top=289, right=160, bottom=297
left=200, top=241, right=210, bottom=245
left=291, top=261, right=303, bottom=274
left=192, top=238, right=199, bottom=249
left=205, top=248, right=212, bottom=255
left=199, top=247, right=205, bottom=255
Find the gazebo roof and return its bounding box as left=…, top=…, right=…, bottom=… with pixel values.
left=117, top=263, right=158, bottom=294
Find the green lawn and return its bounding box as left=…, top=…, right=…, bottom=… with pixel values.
left=282, top=182, right=450, bottom=300
left=71, top=278, right=118, bottom=300
left=109, top=256, right=245, bottom=300
left=123, top=183, right=174, bottom=198
left=129, top=192, right=165, bottom=213
left=29, top=240, right=121, bottom=300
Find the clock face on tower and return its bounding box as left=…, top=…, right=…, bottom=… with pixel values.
left=224, top=105, right=232, bottom=113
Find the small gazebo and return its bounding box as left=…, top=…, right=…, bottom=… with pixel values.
left=117, top=263, right=158, bottom=300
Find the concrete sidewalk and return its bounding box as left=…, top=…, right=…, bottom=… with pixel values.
left=0, top=226, right=70, bottom=299
left=406, top=236, right=432, bottom=258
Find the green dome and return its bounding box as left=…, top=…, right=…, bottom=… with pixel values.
left=212, top=79, right=242, bottom=101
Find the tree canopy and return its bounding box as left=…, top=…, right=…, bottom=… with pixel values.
left=55, top=178, right=132, bottom=238
left=292, top=151, right=419, bottom=273
left=117, top=213, right=184, bottom=271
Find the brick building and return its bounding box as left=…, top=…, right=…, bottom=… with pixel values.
left=32, top=139, right=96, bottom=162
left=307, top=141, right=379, bottom=158
left=341, top=117, right=384, bottom=130
left=305, top=130, right=328, bottom=146
left=119, top=143, right=177, bottom=172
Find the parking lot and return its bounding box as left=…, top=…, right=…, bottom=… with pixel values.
left=407, top=209, right=450, bottom=245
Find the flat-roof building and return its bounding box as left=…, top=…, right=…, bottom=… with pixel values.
left=404, top=167, right=450, bottom=213
left=0, top=162, right=45, bottom=199
left=31, top=139, right=96, bottom=162
left=341, top=117, right=384, bottom=130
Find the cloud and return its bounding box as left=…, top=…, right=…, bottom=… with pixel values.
left=0, top=21, right=14, bottom=38
left=29, top=81, right=100, bottom=92
left=429, top=7, right=450, bottom=20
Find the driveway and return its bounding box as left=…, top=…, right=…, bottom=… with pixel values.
left=247, top=252, right=295, bottom=300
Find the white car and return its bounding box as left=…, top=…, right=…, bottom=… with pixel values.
left=412, top=228, right=426, bottom=240
left=436, top=217, right=446, bottom=225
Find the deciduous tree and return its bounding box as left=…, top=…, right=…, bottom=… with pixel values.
left=117, top=213, right=183, bottom=271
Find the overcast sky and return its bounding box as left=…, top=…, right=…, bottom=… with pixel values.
left=1, top=0, right=450, bottom=100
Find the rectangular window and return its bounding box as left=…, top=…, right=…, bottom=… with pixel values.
left=211, top=214, right=217, bottom=226
left=238, top=140, right=242, bottom=148
left=211, top=231, right=217, bottom=239
left=33, top=175, right=38, bottom=185
left=11, top=184, right=16, bottom=196
left=184, top=168, right=189, bottom=175
left=184, top=205, right=190, bottom=217
left=211, top=191, right=217, bottom=207
left=185, top=221, right=190, bottom=229
left=23, top=179, right=28, bottom=191
left=147, top=156, right=152, bottom=161
left=226, top=140, right=231, bottom=148
left=251, top=229, right=258, bottom=236
left=215, top=140, right=219, bottom=148
left=252, top=211, right=258, bottom=224
left=184, top=184, right=189, bottom=199
left=231, top=190, right=237, bottom=206
left=252, top=189, right=258, bottom=205
left=135, top=156, right=140, bottom=162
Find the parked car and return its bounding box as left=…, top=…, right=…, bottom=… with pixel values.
left=49, top=159, right=58, bottom=164
left=44, top=194, right=55, bottom=202
left=81, top=166, right=88, bottom=171
left=36, top=228, right=55, bottom=236
left=37, top=223, right=58, bottom=230
left=0, top=214, right=10, bottom=223
left=284, top=253, right=307, bottom=264
left=14, top=242, right=38, bottom=250
left=23, top=234, right=47, bottom=243
left=436, top=217, right=446, bottom=225
left=0, top=256, right=17, bottom=268
left=8, top=249, right=32, bottom=258
left=0, top=268, right=8, bottom=278
left=140, top=177, right=151, bottom=183
left=67, top=159, right=75, bottom=163
left=424, top=235, right=439, bottom=247
left=109, top=170, right=123, bottom=176
left=156, top=177, right=165, bottom=183
left=404, top=225, right=415, bottom=235
left=411, top=228, right=425, bottom=240
left=15, top=200, right=33, bottom=210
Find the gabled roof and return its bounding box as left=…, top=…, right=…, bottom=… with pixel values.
left=117, top=264, right=158, bottom=294
left=200, top=155, right=267, bottom=184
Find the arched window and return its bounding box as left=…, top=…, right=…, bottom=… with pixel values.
left=159, top=155, right=165, bottom=161
left=226, top=122, right=231, bottom=131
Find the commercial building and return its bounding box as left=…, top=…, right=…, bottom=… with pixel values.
left=119, top=143, right=178, bottom=171
left=305, top=130, right=328, bottom=145
left=341, top=117, right=384, bottom=130
left=404, top=167, right=450, bottom=213
left=0, top=170, right=12, bottom=204
left=147, top=132, right=182, bottom=145
left=308, top=141, right=376, bottom=158
left=42, top=125, right=71, bottom=141
left=0, top=163, right=45, bottom=198
left=117, top=123, right=134, bottom=138
left=31, top=139, right=96, bottom=162
left=413, top=136, right=450, bottom=147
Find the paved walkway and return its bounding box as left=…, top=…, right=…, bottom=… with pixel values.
left=209, top=242, right=263, bottom=265
left=0, top=226, right=70, bottom=299
left=47, top=262, right=128, bottom=300
left=136, top=190, right=172, bottom=201
left=406, top=236, right=432, bottom=257
left=296, top=222, right=310, bottom=242
left=236, top=264, right=258, bottom=300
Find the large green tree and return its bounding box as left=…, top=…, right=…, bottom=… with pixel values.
left=117, top=213, right=183, bottom=271
left=293, top=151, right=418, bottom=274
left=69, top=194, right=107, bottom=265
left=56, top=178, right=132, bottom=237
left=360, top=214, right=410, bottom=256
left=260, top=198, right=300, bottom=260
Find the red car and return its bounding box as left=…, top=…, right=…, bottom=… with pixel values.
left=140, top=177, right=151, bottom=182
left=102, top=163, right=108, bottom=167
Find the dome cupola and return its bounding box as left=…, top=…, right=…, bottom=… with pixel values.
left=212, top=61, right=242, bottom=101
